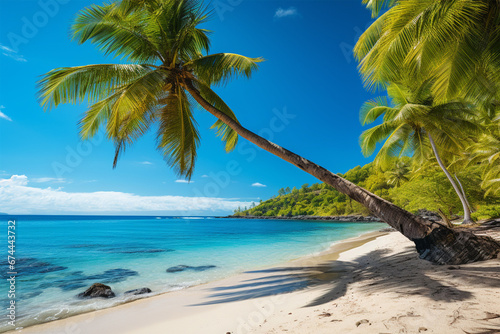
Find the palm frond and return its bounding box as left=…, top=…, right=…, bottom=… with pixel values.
left=157, top=86, right=200, bottom=179
left=355, top=0, right=496, bottom=102
left=72, top=2, right=164, bottom=63
left=360, top=121, right=399, bottom=157
left=359, top=96, right=392, bottom=125
left=79, top=69, right=167, bottom=140
left=192, top=79, right=239, bottom=151
left=38, top=64, right=154, bottom=110
left=186, top=53, right=263, bottom=86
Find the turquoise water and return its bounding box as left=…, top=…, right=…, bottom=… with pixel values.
left=0, top=215, right=386, bottom=332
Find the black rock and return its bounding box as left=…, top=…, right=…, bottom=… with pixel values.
left=416, top=209, right=442, bottom=222
left=124, top=288, right=152, bottom=295
left=166, top=265, right=217, bottom=273
left=77, top=283, right=115, bottom=299
left=166, top=265, right=189, bottom=273
left=192, top=265, right=217, bottom=271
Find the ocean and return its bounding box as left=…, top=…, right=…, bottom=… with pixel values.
left=0, top=215, right=386, bottom=332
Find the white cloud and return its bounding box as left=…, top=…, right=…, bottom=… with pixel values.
left=201, top=175, right=209, bottom=178
left=0, top=175, right=252, bottom=214
left=31, top=177, right=66, bottom=183
left=251, top=182, right=267, bottom=187
left=274, top=7, right=298, bottom=18
left=140, top=161, right=153, bottom=165
left=175, top=179, right=193, bottom=183
left=0, top=175, right=28, bottom=187
left=0, top=106, right=12, bottom=121
left=0, top=44, right=27, bottom=62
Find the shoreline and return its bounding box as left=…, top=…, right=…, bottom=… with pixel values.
left=222, top=215, right=383, bottom=222
left=13, top=229, right=500, bottom=334
left=12, top=230, right=386, bottom=334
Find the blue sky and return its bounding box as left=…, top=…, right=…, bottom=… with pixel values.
left=0, top=0, right=377, bottom=215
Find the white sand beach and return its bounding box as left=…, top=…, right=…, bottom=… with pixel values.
left=14, top=230, right=500, bottom=334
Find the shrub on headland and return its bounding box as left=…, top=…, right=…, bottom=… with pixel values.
left=471, top=205, right=500, bottom=221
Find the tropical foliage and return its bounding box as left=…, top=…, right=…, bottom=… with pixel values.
left=236, top=159, right=500, bottom=220
left=466, top=124, right=500, bottom=197
left=354, top=0, right=500, bottom=216
left=359, top=81, right=481, bottom=222
left=355, top=0, right=500, bottom=106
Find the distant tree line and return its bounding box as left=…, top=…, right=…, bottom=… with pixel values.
left=235, top=158, right=500, bottom=220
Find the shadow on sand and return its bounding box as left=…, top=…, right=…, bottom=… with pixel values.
left=194, top=246, right=500, bottom=308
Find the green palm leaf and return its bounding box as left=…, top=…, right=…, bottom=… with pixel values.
left=157, top=86, right=200, bottom=179
left=72, top=3, right=164, bottom=63
left=356, top=0, right=497, bottom=103
left=186, top=53, right=263, bottom=86
left=193, top=79, right=239, bottom=151
left=38, top=64, right=154, bottom=109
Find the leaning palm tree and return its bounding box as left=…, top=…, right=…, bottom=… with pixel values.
left=355, top=0, right=500, bottom=106
left=360, top=82, right=480, bottom=223
left=38, top=0, right=499, bottom=264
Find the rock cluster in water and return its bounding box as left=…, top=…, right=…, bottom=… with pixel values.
left=77, top=283, right=116, bottom=299
left=76, top=284, right=154, bottom=299
left=124, top=288, right=152, bottom=295
left=166, top=265, right=217, bottom=273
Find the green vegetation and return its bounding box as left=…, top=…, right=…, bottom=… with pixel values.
left=235, top=158, right=500, bottom=220
left=352, top=1, right=500, bottom=224
left=359, top=81, right=481, bottom=223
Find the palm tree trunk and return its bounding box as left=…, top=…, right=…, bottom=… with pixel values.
left=455, top=174, right=472, bottom=213
left=426, top=133, right=474, bottom=224
left=182, top=79, right=500, bottom=264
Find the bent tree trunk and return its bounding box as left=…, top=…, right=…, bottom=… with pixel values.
left=454, top=174, right=472, bottom=212
left=182, top=79, right=500, bottom=264
left=427, top=133, right=474, bottom=224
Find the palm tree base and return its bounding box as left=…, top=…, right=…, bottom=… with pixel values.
left=461, top=218, right=475, bottom=225
left=413, top=225, right=500, bottom=264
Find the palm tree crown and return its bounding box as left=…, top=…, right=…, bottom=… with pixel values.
left=38, top=0, right=263, bottom=179
left=355, top=0, right=500, bottom=105
left=387, top=160, right=410, bottom=187
left=360, top=82, right=479, bottom=168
